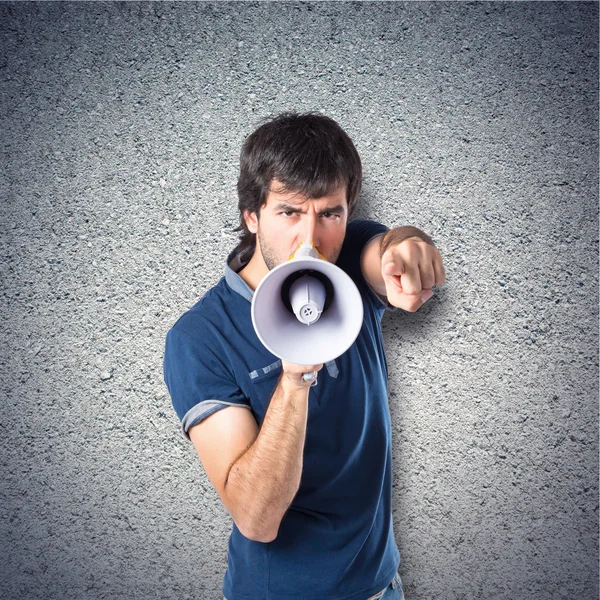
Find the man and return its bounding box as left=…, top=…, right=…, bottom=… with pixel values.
left=164, top=113, right=445, bottom=600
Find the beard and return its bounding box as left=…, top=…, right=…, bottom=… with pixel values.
left=256, top=227, right=343, bottom=271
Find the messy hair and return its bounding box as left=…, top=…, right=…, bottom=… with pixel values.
left=235, top=112, right=362, bottom=253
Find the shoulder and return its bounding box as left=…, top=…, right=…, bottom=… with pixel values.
left=163, top=277, right=252, bottom=427
left=337, top=219, right=389, bottom=312
left=164, top=279, right=237, bottom=378
left=344, top=219, right=389, bottom=248
left=337, top=219, right=387, bottom=282
left=165, top=273, right=256, bottom=373
left=169, top=277, right=233, bottom=339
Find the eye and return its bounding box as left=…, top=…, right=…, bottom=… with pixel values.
left=322, top=212, right=340, bottom=220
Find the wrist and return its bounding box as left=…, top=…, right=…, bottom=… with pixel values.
left=380, top=226, right=435, bottom=257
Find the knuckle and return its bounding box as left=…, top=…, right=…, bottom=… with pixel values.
left=401, top=244, right=417, bottom=259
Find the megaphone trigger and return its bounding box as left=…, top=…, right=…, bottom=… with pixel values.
left=302, top=371, right=318, bottom=386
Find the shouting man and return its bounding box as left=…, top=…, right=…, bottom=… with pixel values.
left=164, top=112, right=445, bottom=600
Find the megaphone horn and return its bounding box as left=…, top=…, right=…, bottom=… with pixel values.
left=251, top=243, right=364, bottom=370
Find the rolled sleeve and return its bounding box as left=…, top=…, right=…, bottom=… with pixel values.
left=164, top=326, right=250, bottom=440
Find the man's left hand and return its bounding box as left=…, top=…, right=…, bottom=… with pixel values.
left=381, top=236, right=446, bottom=312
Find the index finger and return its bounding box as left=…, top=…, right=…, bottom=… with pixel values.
left=398, top=260, right=423, bottom=296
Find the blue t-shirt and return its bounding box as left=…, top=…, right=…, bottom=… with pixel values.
left=164, top=220, right=400, bottom=600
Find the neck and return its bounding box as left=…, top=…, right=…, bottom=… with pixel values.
left=238, top=248, right=269, bottom=291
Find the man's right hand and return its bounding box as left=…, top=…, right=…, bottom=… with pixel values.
left=189, top=357, right=322, bottom=543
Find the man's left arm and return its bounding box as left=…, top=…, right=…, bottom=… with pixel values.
left=361, top=226, right=446, bottom=312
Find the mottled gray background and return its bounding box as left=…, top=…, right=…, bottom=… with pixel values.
left=1, top=2, right=597, bottom=599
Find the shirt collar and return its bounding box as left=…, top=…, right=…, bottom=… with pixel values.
left=225, top=248, right=254, bottom=303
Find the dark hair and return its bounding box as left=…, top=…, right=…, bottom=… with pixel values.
left=235, top=112, right=362, bottom=252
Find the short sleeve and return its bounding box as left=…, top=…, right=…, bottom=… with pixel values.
left=338, top=219, right=389, bottom=309
left=163, top=326, right=251, bottom=440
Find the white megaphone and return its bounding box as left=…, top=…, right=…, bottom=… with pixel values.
left=251, top=242, right=364, bottom=383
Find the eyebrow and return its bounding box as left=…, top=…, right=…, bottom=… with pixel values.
left=273, top=203, right=346, bottom=214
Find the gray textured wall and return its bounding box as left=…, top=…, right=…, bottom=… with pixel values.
left=1, top=2, right=597, bottom=599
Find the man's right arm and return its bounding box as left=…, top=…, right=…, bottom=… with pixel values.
left=189, top=361, right=322, bottom=543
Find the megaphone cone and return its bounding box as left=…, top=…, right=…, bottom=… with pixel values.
left=251, top=244, right=364, bottom=365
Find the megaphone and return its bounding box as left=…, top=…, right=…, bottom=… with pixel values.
left=251, top=243, right=364, bottom=378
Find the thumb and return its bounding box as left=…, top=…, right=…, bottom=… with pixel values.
left=383, top=259, right=405, bottom=279
left=382, top=260, right=405, bottom=294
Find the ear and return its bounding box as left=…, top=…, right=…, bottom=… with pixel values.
left=243, top=209, right=258, bottom=234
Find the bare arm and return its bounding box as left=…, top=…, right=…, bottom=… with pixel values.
left=189, top=361, right=322, bottom=543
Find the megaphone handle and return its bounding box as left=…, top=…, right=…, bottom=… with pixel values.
left=302, top=371, right=318, bottom=387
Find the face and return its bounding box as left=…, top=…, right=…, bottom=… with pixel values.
left=244, top=182, right=349, bottom=271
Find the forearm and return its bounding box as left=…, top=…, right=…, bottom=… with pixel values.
left=224, top=375, right=309, bottom=542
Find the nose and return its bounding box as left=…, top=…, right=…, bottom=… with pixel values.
left=301, top=212, right=319, bottom=246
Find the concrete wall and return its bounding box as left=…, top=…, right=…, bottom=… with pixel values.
left=1, top=2, right=597, bottom=599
